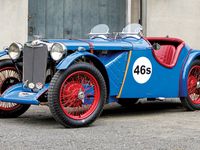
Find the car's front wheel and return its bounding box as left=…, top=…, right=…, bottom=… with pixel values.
left=0, top=61, right=30, bottom=117
left=48, top=62, right=107, bottom=127
left=181, top=60, right=200, bottom=110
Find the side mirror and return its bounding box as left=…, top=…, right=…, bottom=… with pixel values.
left=152, top=43, right=160, bottom=50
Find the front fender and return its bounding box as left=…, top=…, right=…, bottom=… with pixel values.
left=180, top=50, right=200, bottom=97
left=56, top=51, right=101, bottom=70
left=56, top=51, right=110, bottom=100
left=0, top=50, right=8, bottom=57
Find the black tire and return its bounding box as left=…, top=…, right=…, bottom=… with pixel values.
left=118, top=98, right=139, bottom=107
left=0, top=60, right=30, bottom=118
left=48, top=62, right=107, bottom=128
left=181, top=60, right=200, bottom=110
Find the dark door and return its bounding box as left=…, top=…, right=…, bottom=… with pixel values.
left=28, top=0, right=126, bottom=40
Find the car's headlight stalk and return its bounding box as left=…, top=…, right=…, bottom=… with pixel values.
left=50, top=43, right=66, bottom=61
left=8, top=42, right=23, bottom=60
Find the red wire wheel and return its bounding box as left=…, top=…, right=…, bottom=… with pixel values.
left=0, top=61, right=30, bottom=117
left=0, top=67, right=21, bottom=111
left=181, top=60, right=200, bottom=111
left=59, top=71, right=100, bottom=120
left=187, top=65, right=200, bottom=104
left=48, top=62, right=107, bottom=127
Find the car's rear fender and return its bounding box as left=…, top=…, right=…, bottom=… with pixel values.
left=180, top=50, right=200, bottom=97
left=56, top=51, right=110, bottom=98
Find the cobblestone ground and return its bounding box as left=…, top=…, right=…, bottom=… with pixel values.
left=0, top=99, right=200, bottom=150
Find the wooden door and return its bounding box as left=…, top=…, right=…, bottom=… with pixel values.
left=28, top=0, right=126, bottom=40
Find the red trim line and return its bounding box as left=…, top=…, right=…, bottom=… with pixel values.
left=88, top=42, right=94, bottom=54
left=78, top=39, right=94, bottom=54
left=146, top=37, right=184, bottom=43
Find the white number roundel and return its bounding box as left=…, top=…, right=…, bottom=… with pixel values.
left=132, top=57, right=152, bottom=84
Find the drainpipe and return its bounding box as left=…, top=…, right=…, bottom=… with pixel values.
left=140, top=0, right=147, bottom=36
left=126, top=0, right=132, bottom=24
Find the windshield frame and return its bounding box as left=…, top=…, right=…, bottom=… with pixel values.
left=89, top=24, right=110, bottom=39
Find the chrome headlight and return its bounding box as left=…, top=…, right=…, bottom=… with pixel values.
left=8, top=42, right=23, bottom=60
left=50, top=43, right=66, bottom=61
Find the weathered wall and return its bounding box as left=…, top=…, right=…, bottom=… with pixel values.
left=146, top=0, right=200, bottom=49
left=0, top=0, right=28, bottom=49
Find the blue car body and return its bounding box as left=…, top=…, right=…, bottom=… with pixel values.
left=0, top=35, right=198, bottom=105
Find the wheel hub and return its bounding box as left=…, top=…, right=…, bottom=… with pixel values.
left=197, top=81, right=200, bottom=89
left=59, top=70, right=101, bottom=120
left=78, top=89, right=85, bottom=103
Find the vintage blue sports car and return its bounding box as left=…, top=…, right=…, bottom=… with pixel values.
left=0, top=24, right=199, bottom=127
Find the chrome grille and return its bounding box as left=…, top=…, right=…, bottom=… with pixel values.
left=23, top=44, right=48, bottom=86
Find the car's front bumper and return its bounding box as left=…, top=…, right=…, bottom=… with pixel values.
left=0, top=83, right=49, bottom=105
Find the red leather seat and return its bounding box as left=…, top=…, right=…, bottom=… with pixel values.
left=154, top=45, right=176, bottom=66
left=145, top=37, right=185, bottom=68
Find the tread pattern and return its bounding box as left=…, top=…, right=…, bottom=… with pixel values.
left=0, top=60, right=30, bottom=118
left=48, top=62, right=107, bottom=127
left=180, top=59, right=200, bottom=111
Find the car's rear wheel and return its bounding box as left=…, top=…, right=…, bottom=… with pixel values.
left=181, top=60, right=200, bottom=110
left=0, top=61, right=30, bottom=117
left=48, top=62, right=107, bottom=127
left=118, top=98, right=139, bottom=107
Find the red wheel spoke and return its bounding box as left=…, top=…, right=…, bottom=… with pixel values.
left=59, top=71, right=100, bottom=120
left=0, top=67, right=20, bottom=111
left=84, top=86, right=94, bottom=92
left=187, top=65, right=200, bottom=104
left=188, top=86, right=196, bottom=94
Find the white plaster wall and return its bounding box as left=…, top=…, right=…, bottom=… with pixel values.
left=146, top=0, right=200, bottom=49
left=0, top=0, right=28, bottom=49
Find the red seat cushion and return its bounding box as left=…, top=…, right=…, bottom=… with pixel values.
left=154, top=45, right=176, bottom=66
left=145, top=37, right=185, bottom=68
